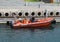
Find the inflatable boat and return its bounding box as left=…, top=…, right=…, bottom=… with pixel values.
left=7, top=17, right=56, bottom=29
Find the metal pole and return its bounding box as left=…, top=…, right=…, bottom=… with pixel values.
left=45, top=9, right=48, bottom=18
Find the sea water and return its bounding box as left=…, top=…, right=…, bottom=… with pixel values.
left=0, top=23, right=60, bottom=42
left=0, top=0, right=60, bottom=42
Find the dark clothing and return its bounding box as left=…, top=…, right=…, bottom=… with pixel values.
left=30, top=17, right=35, bottom=22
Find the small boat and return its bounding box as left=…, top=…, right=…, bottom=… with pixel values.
left=7, top=17, right=56, bottom=29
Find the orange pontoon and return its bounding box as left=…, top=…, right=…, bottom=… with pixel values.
left=8, top=17, right=56, bottom=29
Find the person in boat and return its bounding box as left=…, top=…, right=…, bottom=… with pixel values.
left=12, top=13, right=23, bottom=24
left=30, top=16, right=35, bottom=22
left=12, top=13, right=17, bottom=21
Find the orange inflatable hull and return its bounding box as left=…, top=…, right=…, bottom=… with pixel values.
left=13, top=22, right=51, bottom=28
left=10, top=17, right=56, bottom=29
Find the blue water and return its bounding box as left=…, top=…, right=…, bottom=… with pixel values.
left=0, top=23, right=60, bottom=42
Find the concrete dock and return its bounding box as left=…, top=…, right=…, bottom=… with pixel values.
left=0, top=0, right=60, bottom=23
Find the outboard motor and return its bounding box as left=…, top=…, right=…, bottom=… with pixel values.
left=6, top=21, right=10, bottom=25
left=6, top=21, right=13, bottom=29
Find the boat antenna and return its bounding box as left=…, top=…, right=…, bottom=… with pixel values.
left=12, top=13, right=17, bottom=21
left=45, top=9, right=48, bottom=18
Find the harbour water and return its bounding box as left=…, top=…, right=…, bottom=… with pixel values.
left=0, top=23, right=60, bottom=42
left=0, top=0, right=60, bottom=42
